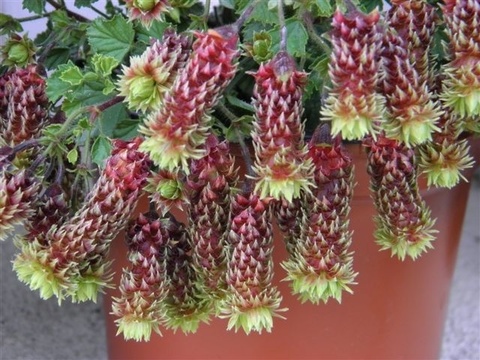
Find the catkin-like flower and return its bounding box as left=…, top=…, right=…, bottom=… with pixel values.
left=365, top=134, right=437, bottom=260
left=112, top=212, right=170, bottom=342
left=124, top=0, right=170, bottom=28
left=24, top=184, right=69, bottom=246
left=140, top=26, right=239, bottom=172
left=321, top=8, right=384, bottom=140
left=0, top=64, right=48, bottom=145
left=162, top=220, right=212, bottom=334
left=186, top=135, right=237, bottom=306
left=146, top=169, right=187, bottom=215
left=250, top=51, right=313, bottom=201
left=221, top=192, right=285, bottom=334
left=0, top=168, right=39, bottom=241
left=417, top=107, right=475, bottom=188
left=273, top=197, right=303, bottom=255
left=440, top=0, right=480, bottom=117
left=117, top=29, right=191, bottom=112
left=379, top=28, right=441, bottom=145
left=387, top=0, right=437, bottom=86
left=282, top=129, right=357, bottom=304
left=13, top=138, right=151, bottom=302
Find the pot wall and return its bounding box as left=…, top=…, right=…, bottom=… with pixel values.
left=104, top=140, right=480, bottom=360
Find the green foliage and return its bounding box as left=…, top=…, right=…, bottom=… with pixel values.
left=87, top=14, right=135, bottom=62
left=0, top=14, right=23, bottom=35
left=22, top=0, right=46, bottom=14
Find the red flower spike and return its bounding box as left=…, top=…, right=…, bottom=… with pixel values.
left=0, top=65, right=48, bottom=146
left=221, top=192, right=285, bottom=334
left=186, top=135, right=237, bottom=307
left=250, top=51, right=313, bottom=201
left=0, top=168, right=39, bottom=241
left=13, top=138, right=151, bottom=303
left=112, top=212, right=170, bottom=342
left=24, top=184, right=69, bottom=247
left=118, top=29, right=191, bottom=113
left=379, top=28, right=441, bottom=145
left=162, top=220, right=212, bottom=334
left=417, top=107, right=475, bottom=188
left=365, top=134, right=437, bottom=260
left=273, top=197, right=303, bottom=255
left=387, top=0, right=437, bottom=86
left=124, top=0, right=170, bottom=29
left=440, top=0, right=480, bottom=117
left=282, top=133, right=357, bottom=304
left=140, top=27, right=239, bottom=172
left=321, top=8, right=385, bottom=140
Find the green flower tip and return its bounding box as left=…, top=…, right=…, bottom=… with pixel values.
left=116, top=316, right=160, bottom=342
left=70, top=273, right=112, bottom=303
left=442, top=77, right=480, bottom=118
left=224, top=304, right=286, bottom=335
left=13, top=252, right=67, bottom=303
left=133, top=0, right=157, bottom=11
left=375, top=225, right=437, bottom=261
left=282, top=263, right=356, bottom=304
left=162, top=303, right=212, bottom=334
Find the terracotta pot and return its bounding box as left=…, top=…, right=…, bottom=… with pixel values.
left=104, top=139, right=480, bottom=360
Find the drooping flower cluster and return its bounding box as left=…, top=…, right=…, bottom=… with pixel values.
left=321, top=8, right=384, bottom=140
left=112, top=212, right=170, bottom=342
left=379, top=25, right=441, bottom=145
left=124, top=0, right=170, bottom=28
left=117, top=29, right=191, bottom=113
left=0, top=64, right=48, bottom=146
left=162, top=220, right=211, bottom=334
left=282, top=128, right=357, bottom=304
left=441, top=0, right=480, bottom=117
left=221, top=192, right=284, bottom=334
left=186, top=135, right=237, bottom=306
left=0, top=168, right=39, bottom=241
left=140, top=26, right=239, bottom=172
left=13, top=138, right=151, bottom=302
left=418, top=107, right=475, bottom=188
left=387, top=0, right=437, bottom=86
left=365, top=135, right=437, bottom=260
left=250, top=51, right=313, bottom=201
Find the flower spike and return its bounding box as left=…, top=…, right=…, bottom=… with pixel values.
left=282, top=128, right=357, bottom=304
left=140, top=27, right=239, bottom=172
left=250, top=51, right=314, bottom=201
left=321, top=7, right=385, bottom=140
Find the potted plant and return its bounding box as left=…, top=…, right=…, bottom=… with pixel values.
left=1, top=0, right=479, bottom=358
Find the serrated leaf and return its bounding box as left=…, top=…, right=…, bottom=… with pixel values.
left=102, top=79, right=116, bottom=95
left=60, top=65, right=84, bottom=86
left=315, top=0, right=333, bottom=16
left=46, top=63, right=79, bottom=102
left=91, top=136, right=112, bottom=166
left=226, top=96, right=254, bottom=112
left=268, top=19, right=308, bottom=57
left=0, top=14, right=23, bottom=35
left=91, top=54, right=119, bottom=76
left=87, top=14, right=134, bottom=62
left=22, top=0, right=46, bottom=15
left=113, top=119, right=140, bottom=140
left=75, top=0, right=99, bottom=7
left=43, top=47, right=71, bottom=69
left=67, top=148, right=79, bottom=165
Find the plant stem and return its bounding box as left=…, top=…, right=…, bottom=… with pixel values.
left=302, top=10, right=331, bottom=55
left=45, top=0, right=90, bottom=22
left=16, top=12, right=54, bottom=22
left=277, top=0, right=287, bottom=53
left=89, top=5, right=110, bottom=19
left=233, top=0, right=258, bottom=29
left=216, top=102, right=255, bottom=178
left=203, top=0, right=211, bottom=28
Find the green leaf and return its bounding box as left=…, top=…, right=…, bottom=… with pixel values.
left=47, top=63, right=79, bottom=102
left=91, top=136, right=112, bottom=167
left=268, top=19, right=308, bottom=57
left=220, top=0, right=235, bottom=9
left=43, top=47, right=71, bottom=69
left=87, top=14, right=135, bottom=62
left=75, top=0, right=99, bottom=7
left=22, top=0, right=46, bottom=14
left=60, top=65, right=84, bottom=86
left=67, top=148, right=79, bottom=165
left=0, top=14, right=23, bottom=35
left=113, top=119, right=140, bottom=140
left=91, top=54, right=119, bottom=76
left=226, top=95, right=254, bottom=112
left=96, top=102, right=129, bottom=137
left=315, top=0, right=334, bottom=16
